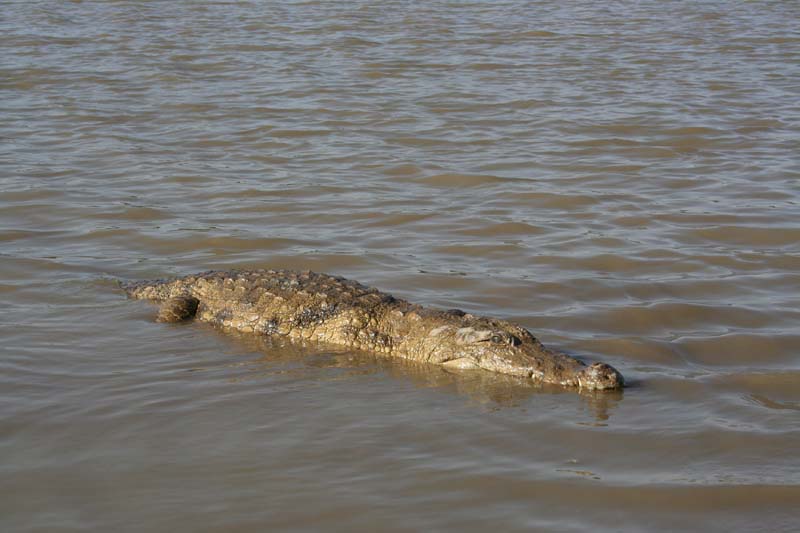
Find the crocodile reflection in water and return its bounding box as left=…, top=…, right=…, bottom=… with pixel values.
left=123, top=269, right=624, bottom=392
left=219, top=335, right=623, bottom=420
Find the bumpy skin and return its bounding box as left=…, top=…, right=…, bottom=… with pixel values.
left=123, top=269, right=624, bottom=391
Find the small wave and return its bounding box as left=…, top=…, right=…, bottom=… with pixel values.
left=414, top=173, right=518, bottom=188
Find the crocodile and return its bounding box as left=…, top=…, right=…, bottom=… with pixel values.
left=123, top=269, right=624, bottom=391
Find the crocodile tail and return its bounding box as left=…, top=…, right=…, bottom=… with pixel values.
left=119, top=279, right=140, bottom=298
left=119, top=279, right=166, bottom=300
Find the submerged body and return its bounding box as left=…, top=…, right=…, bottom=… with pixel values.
left=124, top=269, right=623, bottom=390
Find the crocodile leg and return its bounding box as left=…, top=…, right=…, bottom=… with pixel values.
left=157, top=296, right=200, bottom=323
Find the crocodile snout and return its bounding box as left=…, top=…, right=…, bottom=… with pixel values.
left=576, top=362, right=624, bottom=390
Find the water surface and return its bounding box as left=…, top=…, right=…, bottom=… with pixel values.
left=2, top=1, right=799, bottom=531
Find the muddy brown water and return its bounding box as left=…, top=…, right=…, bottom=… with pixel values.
left=2, top=1, right=799, bottom=531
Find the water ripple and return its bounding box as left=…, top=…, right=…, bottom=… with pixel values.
left=2, top=1, right=799, bottom=531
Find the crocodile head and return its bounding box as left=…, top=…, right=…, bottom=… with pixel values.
left=434, top=322, right=624, bottom=390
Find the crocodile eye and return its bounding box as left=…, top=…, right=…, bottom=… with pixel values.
left=490, top=334, right=504, bottom=344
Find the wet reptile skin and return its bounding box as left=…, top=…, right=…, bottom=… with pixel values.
left=124, top=269, right=624, bottom=391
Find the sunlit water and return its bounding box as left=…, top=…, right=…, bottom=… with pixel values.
left=2, top=1, right=799, bottom=531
